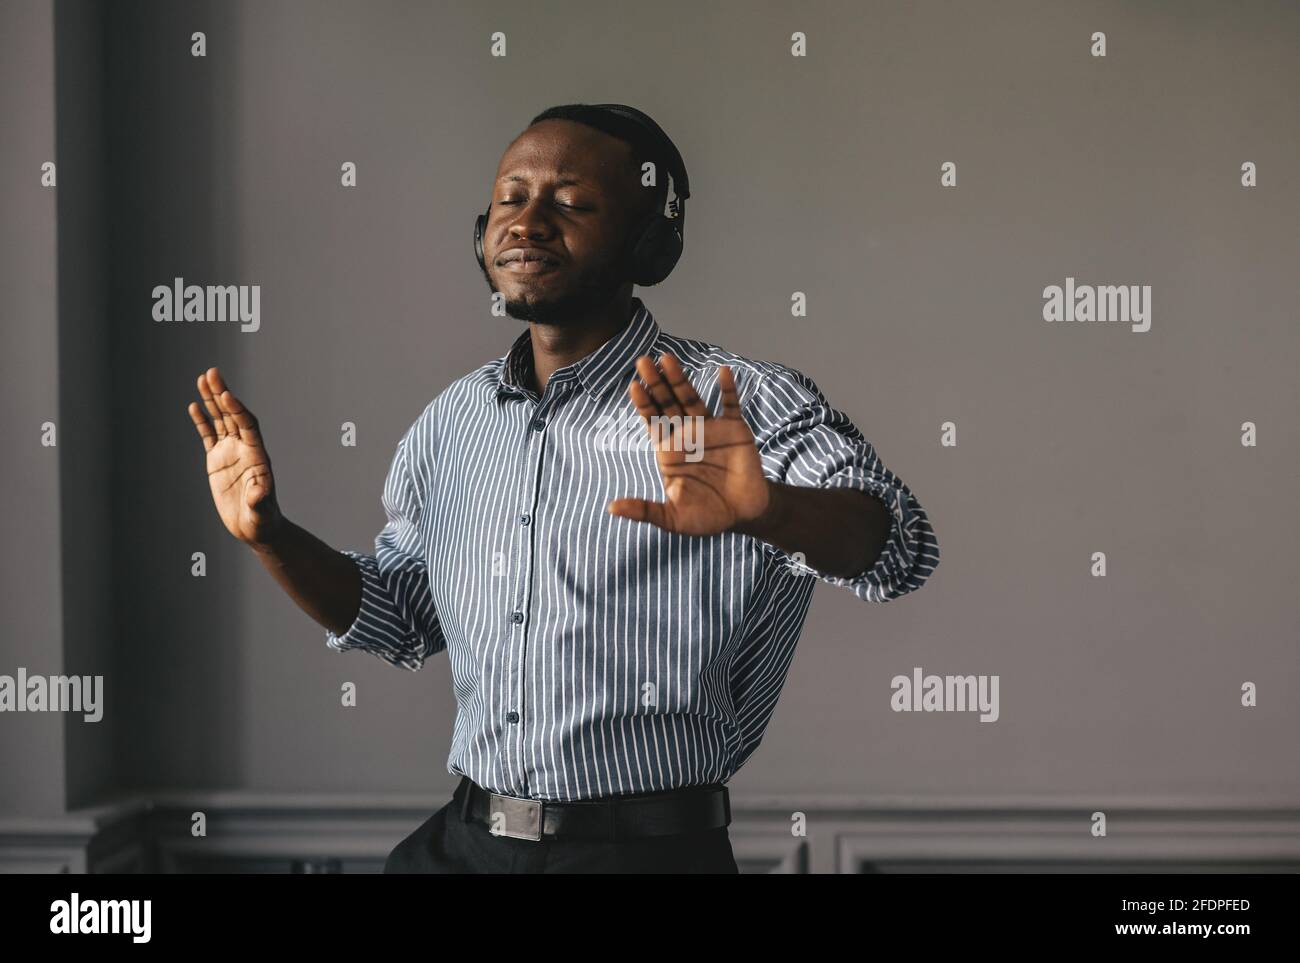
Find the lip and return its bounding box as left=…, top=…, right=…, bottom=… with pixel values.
left=497, top=246, right=562, bottom=273
left=500, top=258, right=560, bottom=275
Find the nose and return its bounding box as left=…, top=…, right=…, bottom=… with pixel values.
left=505, top=197, right=555, bottom=241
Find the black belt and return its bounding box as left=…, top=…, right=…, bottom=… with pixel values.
left=457, top=776, right=731, bottom=842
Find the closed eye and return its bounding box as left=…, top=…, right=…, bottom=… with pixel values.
left=498, top=200, right=586, bottom=210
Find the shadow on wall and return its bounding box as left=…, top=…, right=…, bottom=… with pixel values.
left=96, top=0, right=250, bottom=797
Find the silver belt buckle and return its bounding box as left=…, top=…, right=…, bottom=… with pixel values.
left=487, top=792, right=543, bottom=841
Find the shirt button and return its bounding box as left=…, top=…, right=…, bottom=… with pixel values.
left=519, top=513, right=530, bottom=526
left=505, top=711, right=520, bottom=724
left=532, top=418, right=546, bottom=431
left=511, top=611, right=524, bottom=624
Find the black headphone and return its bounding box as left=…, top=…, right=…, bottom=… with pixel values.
left=474, top=104, right=691, bottom=287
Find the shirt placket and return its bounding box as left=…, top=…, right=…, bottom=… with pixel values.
left=503, top=376, right=569, bottom=798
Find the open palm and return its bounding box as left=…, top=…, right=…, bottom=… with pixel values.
left=187, top=367, right=282, bottom=547
left=607, top=354, right=771, bottom=537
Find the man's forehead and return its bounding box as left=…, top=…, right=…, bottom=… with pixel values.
left=496, top=121, right=633, bottom=182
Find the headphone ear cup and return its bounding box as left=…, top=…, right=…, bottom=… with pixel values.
left=473, top=206, right=490, bottom=272
left=629, top=216, right=683, bottom=286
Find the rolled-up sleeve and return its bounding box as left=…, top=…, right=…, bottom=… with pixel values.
left=325, top=420, right=445, bottom=669
left=742, top=363, right=940, bottom=603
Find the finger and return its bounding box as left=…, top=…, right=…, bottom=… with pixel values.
left=215, top=391, right=240, bottom=440
left=628, top=376, right=658, bottom=421
left=718, top=365, right=742, bottom=419
left=635, top=355, right=681, bottom=419
left=197, top=371, right=227, bottom=439
left=627, top=378, right=666, bottom=444
left=657, top=353, right=709, bottom=418
left=207, top=367, right=240, bottom=439
left=188, top=402, right=218, bottom=452
left=219, top=386, right=265, bottom=449
left=607, top=497, right=671, bottom=530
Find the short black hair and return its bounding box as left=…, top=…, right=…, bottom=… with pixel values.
left=528, top=104, right=673, bottom=220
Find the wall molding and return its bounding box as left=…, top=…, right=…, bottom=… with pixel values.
left=2, top=792, right=1297, bottom=873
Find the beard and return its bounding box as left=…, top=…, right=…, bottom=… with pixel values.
left=485, top=250, right=628, bottom=326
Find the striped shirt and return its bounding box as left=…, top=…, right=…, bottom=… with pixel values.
left=326, top=297, right=939, bottom=801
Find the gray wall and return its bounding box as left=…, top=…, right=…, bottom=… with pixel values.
left=0, top=0, right=113, bottom=816
left=0, top=0, right=65, bottom=815
left=2, top=0, right=1297, bottom=818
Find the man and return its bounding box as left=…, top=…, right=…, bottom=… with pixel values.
left=186, top=103, right=940, bottom=874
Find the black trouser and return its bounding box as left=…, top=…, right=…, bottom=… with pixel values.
left=384, top=778, right=739, bottom=874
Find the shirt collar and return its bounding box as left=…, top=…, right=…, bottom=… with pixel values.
left=495, top=297, right=661, bottom=402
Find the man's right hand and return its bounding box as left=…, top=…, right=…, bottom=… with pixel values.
left=188, top=366, right=284, bottom=550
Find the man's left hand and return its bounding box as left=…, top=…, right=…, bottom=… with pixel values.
left=607, top=353, right=772, bottom=536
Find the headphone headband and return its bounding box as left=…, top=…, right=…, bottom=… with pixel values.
left=588, top=103, right=691, bottom=205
